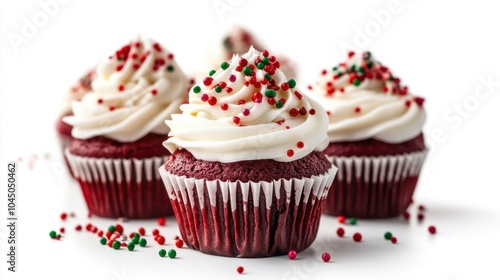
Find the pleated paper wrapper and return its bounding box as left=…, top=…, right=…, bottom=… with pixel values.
left=65, top=149, right=173, bottom=219
left=159, top=165, right=337, bottom=257
left=324, top=150, right=427, bottom=218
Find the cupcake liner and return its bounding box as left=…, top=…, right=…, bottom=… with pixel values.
left=65, top=149, right=173, bottom=218
left=57, top=133, right=74, bottom=178
left=323, top=150, right=427, bottom=218
left=159, top=165, right=337, bottom=257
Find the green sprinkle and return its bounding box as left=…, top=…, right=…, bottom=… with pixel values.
left=275, top=100, right=283, bottom=108
left=139, top=238, right=147, bottom=247
left=108, top=225, right=116, bottom=233
left=353, top=79, right=361, bottom=86
left=132, top=236, right=139, bottom=245
left=265, top=89, right=276, bottom=98
left=209, top=69, right=216, bottom=76
left=112, top=240, right=121, bottom=250
left=243, top=66, right=252, bottom=76
left=384, top=232, right=393, bottom=240
left=193, top=86, right=201, bottom=94
left=166, top=65, right=175, bottom=72
left=287, top=79, right=296, bottom=88
left=168, top=249, right=177, bottom=259
left=264, top=73, right=272, bottom=81
left=57, top=234, right=61, bottom=238
left=350, top=64, right=356, bottom=71
left=363, top=51, right=372, bottom=60
left=350, top=218, right=357, bottom=225
left=332, top=66, right=338, bottom=71
left=100, top=237, right=107, bottom=245
left=257, top=62, right=264, bottom=70
left=367, top=61, right=374, bottom=68
left=159, top=249, right=167, bottom=258
left=131, top=233, right=139, bottom=239
left=357, top=66, right=365, bottom=73
left=261, top=57, right=270, bottom=65
left=49, top=230, right=57, bottom=239
left=220, top=62, right=229, bottom=70
left=127, top=242, right=135, bottom=251
left=215, top=85, right=222, bottom=93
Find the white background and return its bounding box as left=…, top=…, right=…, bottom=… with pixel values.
left=1, top=0, right=500, bottom=279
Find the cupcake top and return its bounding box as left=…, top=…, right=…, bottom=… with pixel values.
left=165, top=46, right=329, bottom=163
left=206, top=26, right=297, bottom=79
left=309, top=51, right=426, bottom=144
left=64, top=37, right=188, bottom=142
left=61, top=68, right=95, bottom=113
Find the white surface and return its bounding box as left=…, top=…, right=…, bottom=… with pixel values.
left=1, top=0, right=500, bottom=279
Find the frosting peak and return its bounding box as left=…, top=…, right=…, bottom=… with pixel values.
left=310, top=51, right=426, bottom=144
left=64, top=37, right=188, bottom=142
left=165, top=47, right=329, bottom=163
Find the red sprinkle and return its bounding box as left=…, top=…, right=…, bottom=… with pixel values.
left=97, top=230, right=104, bottom=237
left=221, top=103, right=228, bottom=110
left=75, top=225, right=82, bottom=231
left=262, top=50, right=269, bottom=57
left=322, top=253, right=331, bottom=262
left=203, top=77, right=213, bottom=86
left=109, top=106, right=115, bottom=111
left=418, top=205, right=425, bottom=211
left=354, top=107, right=361, bottom=113
left=337, top=216, right=346, bottom=224
left=417, top=213, right=425, bottom=221
left=299, top=107, right=307, bottom=116
left=405, top=100, right=411, bottom=107
left=287, top=149, right=294, bottom=157
left=288, top=250, right=297, bottom=260
left=403, top=211, right=410, bottom=220
left=289, top=108, right=299, bottom=117
left=200, top=94, right=209, bottom=102
left=156, top=236, right=166, bottom=245
left=85, top=223, right=92, bottom=231
left=353, top=232, right=362, bottom=242
left=208, top=96, right=218, bottom=106
left=60, top=213, right=67, bottom=220
left=428, top=226, right=437, bottom=234
left=233, top=116, right=240, bottom=125
left=237, top=266, right=244, bottom=274
left=152, top=229, right=160, bottom=236
left=309, top=109, right=316, bottom=115
left=115, top=65, right=123, bottom=71
left=151, top=89, right=157, bottom=95
left=242, top=109, right=250, bottom=116
left=153, top=43, right=161, bottom=52
left=59, top=227, right=65, bottom=234
left=294, top=91, right=303, bottom=100
left=138, top=227, right=146, bottom=236
left=175, top=239, right=184, bottom=248
left=297, top=141, right=304, bottom=149
left=252, top=92, right=263, bottom=103
left=391, top=237, right=398, bottom=244
left=114, top=224, right=123, bottom=234
left=348, top=51, right=355, bottom=58
left=281, top=82, right=290, bottom=91
left=118, top=85, right=124, bottom=91
left=336, top=227, right=345, bottom=237
left=97, top=98, right=103, bottom=104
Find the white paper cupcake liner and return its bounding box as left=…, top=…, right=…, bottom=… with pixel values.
left=324, top=150, right=427, bottom=218
left=65, top=149, right=172, bottom=218
left=158, top=165, right=337, bottom=257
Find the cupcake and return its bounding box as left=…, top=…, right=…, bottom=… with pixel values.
left=55, top=68, right=95, bottom=176
left=63, top=37, right=189, bottom=219
left=206, top=26, right=297, bottom=79
left=159, top=47, right=337, bottom=257
left=309, top=51, right=427, bottom=218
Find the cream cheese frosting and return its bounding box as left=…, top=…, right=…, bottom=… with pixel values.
left=64, top=37, right=188, bottom=142
left=310, top=51, right=426, bottom=144
left=165, top=46, right=329, bottom=163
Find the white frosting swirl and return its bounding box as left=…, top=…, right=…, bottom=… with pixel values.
left=310, top=51, right=426, bottom=144
left=64, top=37, right=188, bottom=142
left=165, top=46, right=329, bottom=163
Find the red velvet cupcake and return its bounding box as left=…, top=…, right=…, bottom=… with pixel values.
left=309, top=51, right=427, bottom=218
left=55, top=69, right=95, bottom=177
left=64, top=37, right=189, bottom=219
left=159, top=47, right=337, bottom=257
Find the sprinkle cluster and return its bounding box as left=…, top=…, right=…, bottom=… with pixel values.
left=193, top=50, right=313, bottom=126
left=313, top=51, right=425, bottom=108
left=97, top=40, right=177, bottom=111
